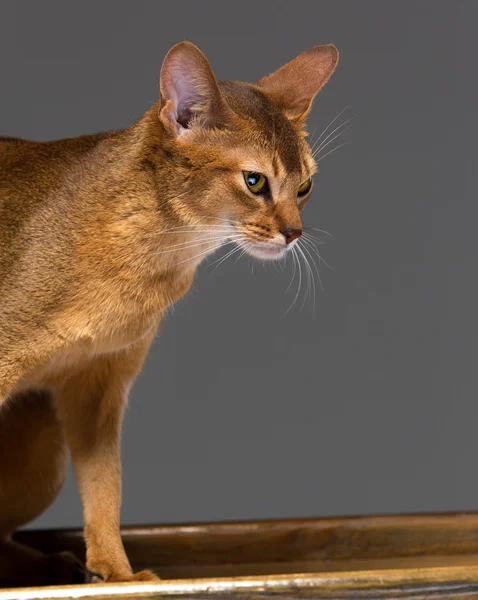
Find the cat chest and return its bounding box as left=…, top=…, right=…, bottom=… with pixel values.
left=17, top=268, right=192, bottom=391
left=19, top=312, right=160, bottom=392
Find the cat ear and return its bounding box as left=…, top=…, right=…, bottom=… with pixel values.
left=256, top=45, right=339, bottom=123
left=159, top=41, right=231, bottom=137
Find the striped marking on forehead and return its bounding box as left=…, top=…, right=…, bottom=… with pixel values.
left=220, top=81, right=304, bottom=174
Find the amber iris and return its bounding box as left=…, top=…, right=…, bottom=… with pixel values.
left=298, top=178, right=312, bottom=196
left=243, top=171, right=267, bottom=194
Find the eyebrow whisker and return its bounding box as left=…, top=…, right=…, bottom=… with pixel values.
left=313, top=125, right=352, bottom=159
left=313, top=118, right=353, bottom=157
left=310, top=105, right=350, bottom=154
left=315, top=142, right=348, bottom=164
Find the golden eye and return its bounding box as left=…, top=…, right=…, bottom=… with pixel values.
left=298, top=178, right=312, bottom=197
left=243, top=171, right=268, bottom=194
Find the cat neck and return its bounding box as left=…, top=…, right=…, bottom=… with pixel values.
left=76, top=106, right=226, bottom=307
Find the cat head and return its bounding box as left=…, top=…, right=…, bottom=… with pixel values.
left=153, top=41, right=338, bottom=260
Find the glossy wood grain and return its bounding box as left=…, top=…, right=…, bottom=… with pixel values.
left=3, top=512, right=478, bottom=599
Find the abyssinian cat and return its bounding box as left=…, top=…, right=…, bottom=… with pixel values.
left=0, top=41, right=338, bottom=585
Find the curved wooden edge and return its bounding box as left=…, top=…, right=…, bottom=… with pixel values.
left=2, top=566, right=478, bottom=600
left=15, top=511, right=478, bottom=566
left=10, top=513, right=478, bottom=598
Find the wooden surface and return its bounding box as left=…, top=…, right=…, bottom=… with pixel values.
left=3, top=512, right=478, bottom=598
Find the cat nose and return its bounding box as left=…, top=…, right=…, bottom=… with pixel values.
left=281, top=227, right=302, bottom=244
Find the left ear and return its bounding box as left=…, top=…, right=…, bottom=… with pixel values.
left=159, top=41, right=232, bottom=137
left=256, top=45, right=339, bottom=123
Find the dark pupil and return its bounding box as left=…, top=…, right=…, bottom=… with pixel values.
left=248, top=173, right=260, bottom=186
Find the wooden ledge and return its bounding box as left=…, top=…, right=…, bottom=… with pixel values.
left=4, top=512, right=478, bottom=599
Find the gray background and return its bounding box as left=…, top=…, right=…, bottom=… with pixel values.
left=1, top=0, right=477, bottom=529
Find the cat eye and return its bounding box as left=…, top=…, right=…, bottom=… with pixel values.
left=243, top=171, right=268, bottom=195
left=298, top=178, right=312, bottom=197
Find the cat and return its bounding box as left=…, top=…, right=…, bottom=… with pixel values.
left=0, top=41, right=338, bottom=585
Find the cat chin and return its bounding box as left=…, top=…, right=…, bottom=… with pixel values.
left=243, top=243, right=287, bottom=261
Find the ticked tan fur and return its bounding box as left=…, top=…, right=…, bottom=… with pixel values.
left=0, top=42, right=338, bottom=585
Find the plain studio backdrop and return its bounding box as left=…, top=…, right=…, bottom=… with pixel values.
left=0, top=0, right=477, bottom=529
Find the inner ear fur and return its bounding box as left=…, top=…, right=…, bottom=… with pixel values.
left=159, top=41, right=232, bottom=137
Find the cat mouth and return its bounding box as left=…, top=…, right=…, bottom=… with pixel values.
left=240, top=241, right=287, bottom=260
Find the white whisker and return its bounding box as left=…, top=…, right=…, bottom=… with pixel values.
left=313, top=125, right=351, bottom=159
left=302, top=231, right=327, bottom=245
left=296, top=244, right=314, bottom=311
left=316, top=142, right=348, bottom=164
left=313, top=118, right=352, bottom=156
left=158, top=232, right=234, bottom=245
left=301, top=238, right=323, bottom=292
left=200, top=216, right=242, bottom=224
left=170, top=240, right=234, bottom=267
left=283, top=247, right=302, bottom=317
left=299, top=254, right=310, bottom=310
left=152, top=235, right=243, bottom=256
left=285, top=247, right=297, bottom=294
left=148, top=226, right=236, bottom=237
left=209, top=243, right=244, bottom=273
left=307, top=125, right=318, bottom=147
left=310, top=105, right=350, bottom=153
left=235, top=242, right=252, bottom=264
left=302, top=236, right=335, bottom=272
left=304, top=227, right=333, bottom=237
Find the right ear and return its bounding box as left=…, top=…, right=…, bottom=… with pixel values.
left=159, top=41, right=231, bottom=137
left=256, top=45, right=339, bottom=124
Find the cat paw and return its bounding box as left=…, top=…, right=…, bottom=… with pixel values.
left=47, top=551, right=89, bottom=584
left=88, top=569, right=160, bottom=583
left=111, top=569, right=161, bottom=583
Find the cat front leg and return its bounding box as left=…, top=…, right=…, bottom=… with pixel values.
left=54, top=325, right=160, bottom=583
left=0, top=331, right=65, bottom=405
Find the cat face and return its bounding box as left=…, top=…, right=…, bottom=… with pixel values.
left=155, top=42, right=338, bottom=261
